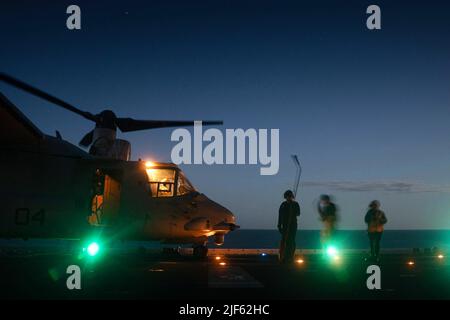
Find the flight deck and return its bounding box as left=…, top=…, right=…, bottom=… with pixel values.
left=1, top=247, right=448, bottom=300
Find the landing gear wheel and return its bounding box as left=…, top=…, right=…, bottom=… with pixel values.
left=193, top=244, right=208, bottom=259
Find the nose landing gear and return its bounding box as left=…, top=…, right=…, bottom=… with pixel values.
left=193, top=244, right=208, bottom=259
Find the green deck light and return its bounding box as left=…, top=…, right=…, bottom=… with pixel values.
left=87, top=242, right=100, bottom=257
left=326, top=246, right=338, bottom=257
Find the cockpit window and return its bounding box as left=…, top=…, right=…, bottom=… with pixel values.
left=145, top=166, right=196, bottom=198
left=146, top=168, right=175, bottom=197
left=177, top=172, right=196, bottom=196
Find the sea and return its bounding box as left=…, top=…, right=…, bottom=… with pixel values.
left=0, top=230, right=449, bottom=251
left=221, top=229, right=450, bottom=250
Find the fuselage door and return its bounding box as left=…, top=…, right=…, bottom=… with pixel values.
left=88, top=169, right=122, bottom=226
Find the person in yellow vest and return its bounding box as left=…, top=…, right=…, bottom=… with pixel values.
left=364, top=200, right=387, bottom=262
left=278, top=190, right=301, bottom=264
left=317, top=194, right=338, bottom=247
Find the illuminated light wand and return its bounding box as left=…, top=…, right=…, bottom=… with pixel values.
left=291, top=154, right=302, bottom=197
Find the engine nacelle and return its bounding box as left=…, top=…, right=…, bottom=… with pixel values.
left=109, top=139, right=131, bottom=161
left=90, top=128, right=131, bottom=160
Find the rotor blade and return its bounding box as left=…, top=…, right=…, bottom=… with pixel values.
left=79, top=130, right=95, bottom=147
left=0, top=73, right=97, bottom=122
left=116, top=118, right=223, bottom=132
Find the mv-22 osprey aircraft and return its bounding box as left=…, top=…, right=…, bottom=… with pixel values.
left=0, top=73, right=238, bottom=258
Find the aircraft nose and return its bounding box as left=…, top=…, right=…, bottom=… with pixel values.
left=213, top=204, right=239, bottom=231
left=194, top=194, right=238, bottom=230
left=220, top=207, right=235, bottom=223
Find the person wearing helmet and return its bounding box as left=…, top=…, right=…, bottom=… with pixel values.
left=364, top=200, right=387, bottom=262
left=278, top=190, right=301, bottom=264
left=317, top=194, right=338, bottom=247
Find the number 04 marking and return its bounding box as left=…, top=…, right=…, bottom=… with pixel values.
left=14, top=208, right=46, bottom=226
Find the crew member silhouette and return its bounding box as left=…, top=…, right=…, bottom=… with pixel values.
left=317, top=194, right=338, bottom=247
left=365, top=200, right=387, bottom=262
left=278, top=190, right=301, bottom=264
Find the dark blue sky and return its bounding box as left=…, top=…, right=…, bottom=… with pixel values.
left=2, top=0, right=450, bottom=229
